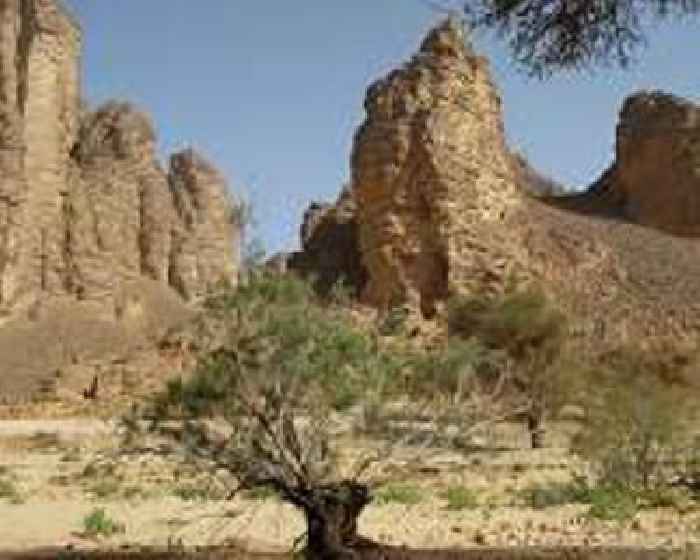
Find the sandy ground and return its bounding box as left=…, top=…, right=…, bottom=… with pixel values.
left=0, top=418, right=698, bottom=554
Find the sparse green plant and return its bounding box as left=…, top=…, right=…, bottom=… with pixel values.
left=378, top=306, right=409, bottom=337
left=573, top=347, right=697, bottom=491
left=519, top=479, right=590, bottom=509
left=176, top=274, right=402, bottom=412
left=407, top=338, right=502, bottom=400
left=0, top=477, right=22, bottom=504
left=442, top=486, right=479, bottom=510
left=375, top=484, right=423, bottom=506
left=82, top=508, right=125, bottom=538
left=448, top=286, right=568, bottom=448
left=585, top=485, right=638, bottom=522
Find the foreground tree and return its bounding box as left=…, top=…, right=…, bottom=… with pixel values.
left=126, top=275, right=523, bottom=558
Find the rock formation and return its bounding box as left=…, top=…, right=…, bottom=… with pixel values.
left=287, top=186, right=367, bottom=297
left=559, top=92, right=700, bottom=236
left=298, top=17, right=700, bottom=351
left=350, top=18, right=521, bottom=317
left=169, top=149, right=241, bottom=300
left=0, top=0, right=240, bottom=402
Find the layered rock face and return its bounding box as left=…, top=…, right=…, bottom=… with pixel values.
left=555, top=91, right=700, bottom=236
left=0, top=0, right=82, bottom=309
left=288, top=186, right=367, bottom=297
left=611, top=92, right=700, bottom=235
left=0, top=0, right=240, bottom=401
left=169, top=149, right=240, bottom=300
left=309, top=18, right=700, bottom=350
left=351, top=18, right=520, bottom=317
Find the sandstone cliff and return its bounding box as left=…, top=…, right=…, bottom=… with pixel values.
left=557, top=91, right=700, bottom=236
left=0, top=0, right=240, bottom=402
left=287, top=186, right=367, bottom=297
left=350, top=18, right=521, bottom=317
left=298, top=18, right=700, bottom=351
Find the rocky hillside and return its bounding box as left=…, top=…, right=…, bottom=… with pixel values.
left=0, top=0, right=240, bottom=402
left=293, top=17, right=700, bottom=352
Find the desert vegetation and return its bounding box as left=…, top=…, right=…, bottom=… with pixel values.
left=100, top=273, right=699, bottom=557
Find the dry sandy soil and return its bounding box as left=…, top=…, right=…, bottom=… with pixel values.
left=0, top=417, right=698, bottom=555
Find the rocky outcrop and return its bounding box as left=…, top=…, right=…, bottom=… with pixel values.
left=304, top=17, right=700, bottom=351
left=0, top=0, right=240, bottom=311
left=351, top=18, right=520, bottom=317
left=169, top=149, right=240, bottom=300
left=554, top=91, right=700, bottom=235
left=0, top=0, right=240, bottom=402
left=68, top=102, right=173, bottom=299
left=610, top=91, right=700, bottom=235
left=288, top=186, right=367, bottom=297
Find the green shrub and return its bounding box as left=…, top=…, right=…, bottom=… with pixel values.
left=375, top=484, right=423, bottom=506
left=0, top=477, right=22, bottom=504
left=447, top=288, right=564, bottom=360
left=521, top=479, right=690, bottom=521
left=585, top=486, right=638, bottom=521
left=442, top=486, right=480, bottom=510
left=520, top=480, right=590, bottom=509
left=406, top=338, right=502, bottom=398
left=82, top=508, right=125, bottom=538
left=572, top=350, right=695, bottom=490
left=378, top=306, right=409, bottom=336
left=158, top=275, right=406, bottom=414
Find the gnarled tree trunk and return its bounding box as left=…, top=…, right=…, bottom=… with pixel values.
left=295, top=481, right=372, bottom=559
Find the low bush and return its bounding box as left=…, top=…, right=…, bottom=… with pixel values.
left=82, top=508, right=125, bottom=538
left=519, top=480, right=590, bottom=509
left=572, top=347, right=696, bottom=490
left=442, top=486, right=480, bottom=510
left=0, top=476, right=22, bottom=504
left=375, top=484, right=423, bottom=506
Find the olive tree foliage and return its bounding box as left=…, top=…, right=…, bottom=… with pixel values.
left=126, top=275, right=519, bottom=558
left=425, top=0, right=700, bottom=75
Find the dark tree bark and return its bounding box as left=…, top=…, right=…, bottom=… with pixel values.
left=527, top=405, right=545, bottom=450
left=292, top=481, right=372, bottom=559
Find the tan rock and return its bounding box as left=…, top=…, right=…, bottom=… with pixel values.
left=0, top=1, right=241, bottom=402
left=288, top=186, right=367, bottom=297
left=336, top=18, right=700, bottom=350
left=351, top=17, right=520, bottom=317
left=168, top=148, right=241, bottom=300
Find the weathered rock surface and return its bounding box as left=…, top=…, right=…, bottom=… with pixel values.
left=351, top=18, right=520, bottom=317
left=554, top=91, right=700, bottom=235
left=169, top=149, right=240, bottom=300
left=288, top=186, right=367, bottom=297
left=317, top=18, right=700, bottom=349
left=0, top=1, right=240, bottom=401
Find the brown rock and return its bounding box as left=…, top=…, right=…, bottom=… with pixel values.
left=0, top=1, right=241, bottom=402
left=351, top=17, right=520, bottom=317
left=333, top=18, right=700, bottom=350
left=168, top=148, right=241, bottom=300
left=288, top=186, right=367, bottom=297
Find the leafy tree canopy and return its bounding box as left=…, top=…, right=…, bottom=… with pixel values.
left=434, top=0, right=700, bottom=75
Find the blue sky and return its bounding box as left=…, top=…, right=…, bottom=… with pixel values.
left=64, top=1, right=700, bottom=252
